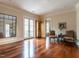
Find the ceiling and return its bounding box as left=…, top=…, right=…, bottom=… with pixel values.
left=0, top=0, right=79, bottom=15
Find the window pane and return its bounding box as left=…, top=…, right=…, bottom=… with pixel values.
left=5, top=24, right=10, bottom=37
left=0, top=15, right=4, bottom=37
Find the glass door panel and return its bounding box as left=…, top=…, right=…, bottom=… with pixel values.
left=30, top=20, right=34, bottom=37
left=46, top=22, right=50, bottom=33
left=45, top=21, right=50, bottom=36
left=24, top=19, right=29, bottom=38
left=24, top=18, right=35, bottom=39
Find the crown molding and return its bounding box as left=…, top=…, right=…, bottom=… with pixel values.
left=43, top=9, right=76, bottom=17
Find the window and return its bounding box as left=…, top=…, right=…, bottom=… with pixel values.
left=0, top=13, right=16, bottom=38
left=24, top=18, right=35, bottom=38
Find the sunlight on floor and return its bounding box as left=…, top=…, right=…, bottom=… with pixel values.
left=46, top=37, right=50, bottom=49
left=23, top=39, right=35, bottom=58
left=23, top=38, right=58, bottom=58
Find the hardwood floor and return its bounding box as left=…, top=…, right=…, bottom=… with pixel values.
left=0, top=37, right=79, bottom=58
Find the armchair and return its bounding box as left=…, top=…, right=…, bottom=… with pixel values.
left=49, top=30, right=56, bottom=38
left=64, top=30, right=76, bottom=42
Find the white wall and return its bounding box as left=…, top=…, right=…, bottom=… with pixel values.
left=0, top=3, right=38, bottom=45
left=43, top=10, right=76, bottom=35
left=76, top=4, right=79, bottom=40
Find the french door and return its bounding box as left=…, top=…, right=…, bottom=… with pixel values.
left=24, top=18, right=35, bottom=39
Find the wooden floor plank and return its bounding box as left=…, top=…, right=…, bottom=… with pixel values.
left=0, top=38, right=79, bottom=58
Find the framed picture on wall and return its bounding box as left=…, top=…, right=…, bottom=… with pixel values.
left=59, top=22, right=66, bottom=30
